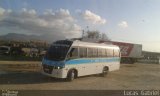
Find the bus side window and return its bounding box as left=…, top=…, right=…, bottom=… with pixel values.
left=98, top=48, right=102, bottom=57
left=93, top=48, right=98, bottom=57
left=114, top=49, right=119, bottom=57
left=79, top=48, right=87, bottom=58
left=68, top=48, right=78, bottom=58
left=105, top=49, right=107, bottom=57
left=107, top=49, right=113, bottom=57
left=101, top=49, right=106, bottom=57
left=88, top=48, right=93, bottom=57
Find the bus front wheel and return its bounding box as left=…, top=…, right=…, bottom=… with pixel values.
left=67, top=70, right=75, bottom=81
left=101, top=66, right=109, bottom=77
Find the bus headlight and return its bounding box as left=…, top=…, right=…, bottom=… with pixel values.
left=54, top=66, right=62, bottom=69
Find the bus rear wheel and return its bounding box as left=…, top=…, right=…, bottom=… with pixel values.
left=101, top=66, right=109, bottom=77
left=67, top=70, right=75, bottom=81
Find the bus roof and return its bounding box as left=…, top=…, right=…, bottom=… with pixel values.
left=72, top=40, right=120, bottom=49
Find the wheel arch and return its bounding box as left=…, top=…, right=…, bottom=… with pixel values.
left=103, top=66, right=109, bottom=71
left=67, top=68, right=78, bottom=78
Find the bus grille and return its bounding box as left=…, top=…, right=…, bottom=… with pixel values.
left=43, top=64, right=53, bottom=74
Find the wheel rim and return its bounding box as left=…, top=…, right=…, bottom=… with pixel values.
left=103, top=67, right=108, bottom=75
left=71, top=71, right=75, bottom=80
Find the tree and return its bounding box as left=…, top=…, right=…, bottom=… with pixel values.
left=101, top=33, right=110, bottom=41
left=83, top=30, right=110, bottom=41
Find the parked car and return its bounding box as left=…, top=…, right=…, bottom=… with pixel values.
left=0, top=46, right=10, bottom=55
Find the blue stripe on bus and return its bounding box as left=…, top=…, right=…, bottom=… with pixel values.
left=42, top=57, right=120, bottom=66
left=65, top=57, right=120, bottom=65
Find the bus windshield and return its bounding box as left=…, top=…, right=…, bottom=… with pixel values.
left=45, top=40, right=73, bottom=61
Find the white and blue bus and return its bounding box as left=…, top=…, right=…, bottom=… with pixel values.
left=41, top=40, right=121, bottom=81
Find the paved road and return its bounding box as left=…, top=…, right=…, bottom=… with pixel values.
left=0, top=63, right=160, bottom=90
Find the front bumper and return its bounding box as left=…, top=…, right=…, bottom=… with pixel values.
left=41, top=65, right=67, bottom=78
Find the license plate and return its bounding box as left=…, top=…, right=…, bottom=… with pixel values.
left=43, top=67, right=52, bottom=74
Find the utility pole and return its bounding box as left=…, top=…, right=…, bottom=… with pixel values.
left=86, top=26, right=89, bottom=32
left=81, top=26, right=89, bottom=38
left=82, top=29, right=85, bottom=38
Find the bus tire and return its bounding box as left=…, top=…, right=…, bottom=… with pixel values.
left=101, top=66, right=109, bottom=77
left=67, top=70, right=75, bottom=81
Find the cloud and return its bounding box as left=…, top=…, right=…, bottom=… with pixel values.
left=0, top=7, right=5, bottom=15
left=0, top=7, right=82, bottom=41
left=118, top=21, right=128, bottom=28
left=43, top=9, right=55, bottom=15
left=81, top=10, right=106, bottom=25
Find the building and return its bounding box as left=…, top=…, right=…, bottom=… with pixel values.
left=142, top=51, right=160, bottom=60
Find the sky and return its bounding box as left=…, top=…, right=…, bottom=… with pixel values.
left=0, top=0, right=160, bottom=52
